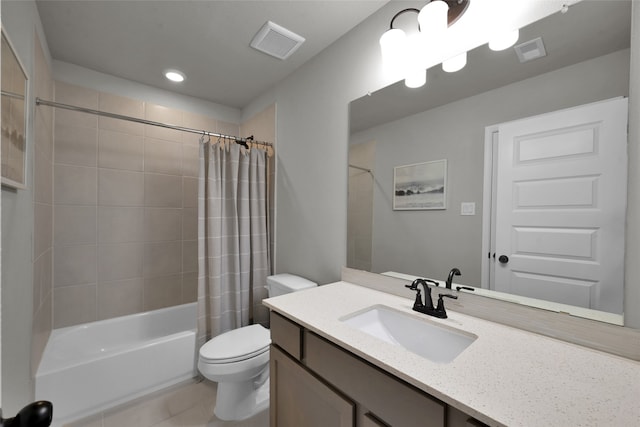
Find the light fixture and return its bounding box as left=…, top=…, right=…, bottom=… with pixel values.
left=164, top=69, right=185, bottom=83
left=488, top=29, right=520, bottom=51
left=379, top=0, right=471, bottom=88
left=442, top=52, right=467, bottom=73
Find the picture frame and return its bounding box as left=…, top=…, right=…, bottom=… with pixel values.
left=393, top=159, right=447, bottom=210
left=1, top=29, right=29, bottom=190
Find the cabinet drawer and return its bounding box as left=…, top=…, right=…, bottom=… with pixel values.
left=305, top=331, right=446, bottom=427
left=270, top=345, right=355, bottom=427
left=270, top=311, right=303, bottom=360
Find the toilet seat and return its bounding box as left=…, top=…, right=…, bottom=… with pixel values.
left=199, top=324, right=271, bottom=364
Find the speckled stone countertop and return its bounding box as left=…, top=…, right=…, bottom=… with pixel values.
left=263, top=281, right=640, bottom=427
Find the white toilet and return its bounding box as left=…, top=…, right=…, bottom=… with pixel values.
left=198, top=273, right=317, bottom=421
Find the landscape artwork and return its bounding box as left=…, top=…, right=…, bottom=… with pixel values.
left=393, top=159, right=447, bottom=210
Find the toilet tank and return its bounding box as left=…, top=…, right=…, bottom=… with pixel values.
left=266, top=273, right=317, bottom=297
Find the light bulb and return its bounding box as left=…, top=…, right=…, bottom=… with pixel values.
left=164, top=70, right=185, bottom=82
left=380, top=28, right=407, bottom=76
left=418, top=1, right=449, bottom=36
left=488, top=29, right=519, bottom=51
left=405, top=68, right=426, bottom=89
left=442, top=52, right=467, bottom=72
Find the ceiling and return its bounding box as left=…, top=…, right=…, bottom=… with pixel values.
left=36, top=0, right=388, bottom=109
left=350, top=0, right=632, bottom=133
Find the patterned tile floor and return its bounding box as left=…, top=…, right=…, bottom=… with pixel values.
left=63, top=379, right=269, bottom=427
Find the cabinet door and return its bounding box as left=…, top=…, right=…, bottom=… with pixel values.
left=270, top=345, right=355, bottom=427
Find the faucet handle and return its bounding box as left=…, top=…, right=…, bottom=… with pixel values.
left=434, top=294, right=458, bottom=319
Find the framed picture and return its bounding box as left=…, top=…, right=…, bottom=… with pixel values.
left=1, top=29, right=29, bottom=189
left=393, top=159, right=447, bottom=210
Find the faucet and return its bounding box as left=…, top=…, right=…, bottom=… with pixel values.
left=405, top=278, right=458, bottom=319
left=446, top=268, right=461, bottom=289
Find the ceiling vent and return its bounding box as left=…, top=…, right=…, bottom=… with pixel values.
left=250, top=21, right=305, bottom=60
left=514, top=37, right=547, bottom=63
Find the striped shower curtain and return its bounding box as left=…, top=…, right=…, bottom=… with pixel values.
left=197, top=139, right=271, bottom=345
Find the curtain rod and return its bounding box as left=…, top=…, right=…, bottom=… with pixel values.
left=35, top=97, right=273, bottom=148
left=348, top=164, right=372, bottom=174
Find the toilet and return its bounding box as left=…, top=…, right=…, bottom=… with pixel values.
left=198, top=273, right=317, bottom=421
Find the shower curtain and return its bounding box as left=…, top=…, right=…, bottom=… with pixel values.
left=197, top=139, right=271, bottom=344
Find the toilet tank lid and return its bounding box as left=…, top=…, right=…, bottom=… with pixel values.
left=267, top=273, right=317, bottom=290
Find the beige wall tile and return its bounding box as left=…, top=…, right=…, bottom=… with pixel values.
left=34, top=145, right=53, bottom=204
left=182, top=177, right=198, bottom=208
left=182, top=111, right=216, bottom=144
left=182, top=272, right=198, bottom=303
left=98, top=92, right=144, bottom=136
left=144, top=208, right=181, bottom=242
left=144, top=274, right=182, bottom=311
left=54, top=123, right=97, bottom=166
left=217, top=120, right=240, bottom=137
left=99, top=169, right=144, bottom=206
left=54, top=164, right=97, bottom=205
left=182, top=208, right=197, bottom=241
left=54, top=244, right=97, bottom=287
left=98, top=206, right=144, bottom=243
left=98, top=129, right=144, bottom=171
left=53, top=284, right=97, bottom=328
left=182, top=240, right=197, bottom=273
left=55, top=81, right=98, bottom=109
left=54, top=82, right=98, bottom=129
left=181, top=142, right=199, bottom=177
left=33, top=249, right=52, bottom=310
left=31, top=291, right=52, bottom=375
left=98, top=243, right=144, bottom=282
left=34, top=202, right=53, bottom=260
left=35, top=111, right=53, bottom=160
left=144, top=174, right=182, bottom=207
left=54, top=205, right=96, bottom=245
left=144, top=138, right=182, bottom=175
left=143, top=241, right=182, bottom=278
left=97, top=278, right=144, bottom=320
left=145, top=103, right=183, bottom=142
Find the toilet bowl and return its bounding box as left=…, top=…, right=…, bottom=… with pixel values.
left=198, top=273, right=317, bottom=421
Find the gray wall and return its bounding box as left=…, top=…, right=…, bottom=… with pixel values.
left=350, top=49, right=630, bottom=285
left=243, top=2, right=640, bottom=328
left=1, top=0, right=49, bottom=413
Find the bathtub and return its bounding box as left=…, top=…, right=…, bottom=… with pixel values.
left=35, top=303, right=197, bottom=425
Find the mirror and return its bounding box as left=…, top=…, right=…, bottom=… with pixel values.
left=1, top=29, right=28, bottom=189
left=348, top=0, right=631, bottom=324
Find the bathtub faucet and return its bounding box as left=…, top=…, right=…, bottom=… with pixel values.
left=0, top=401, right=52, bottom=427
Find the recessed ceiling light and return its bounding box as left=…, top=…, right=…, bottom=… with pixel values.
left=164, top=69, right=185, bottom=82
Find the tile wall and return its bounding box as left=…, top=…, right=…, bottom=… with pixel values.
left=32, top=32, right=54, bottom=375
left=52, top=82, right=244, bottom=328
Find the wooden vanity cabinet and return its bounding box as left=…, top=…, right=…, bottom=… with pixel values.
left=269, top=312, right=487, bottom=427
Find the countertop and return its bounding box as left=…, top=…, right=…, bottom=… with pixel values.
left=263, top=281, right=640, bottom=427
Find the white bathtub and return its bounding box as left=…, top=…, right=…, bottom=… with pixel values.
left=35, top=303, right=197, bottom=425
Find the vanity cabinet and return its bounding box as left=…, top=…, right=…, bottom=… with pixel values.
left=269, top=312, right=487, bottom=427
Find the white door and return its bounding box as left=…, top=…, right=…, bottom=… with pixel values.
left=492, top=98, right=627, bottom=314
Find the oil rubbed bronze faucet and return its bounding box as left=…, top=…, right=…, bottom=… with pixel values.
left=445, top=268, right=461, bottom=289
left=405, top=278, right=458, bottom=319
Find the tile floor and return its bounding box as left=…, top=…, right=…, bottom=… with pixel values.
left=63, top=379, right=269, bottom=427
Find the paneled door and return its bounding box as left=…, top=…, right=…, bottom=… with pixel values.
left=492, top=97, right=628, bottom=313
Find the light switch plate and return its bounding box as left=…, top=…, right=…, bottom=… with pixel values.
left=461, top=202, right=476, bottom=216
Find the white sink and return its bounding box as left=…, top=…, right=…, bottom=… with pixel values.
left=340, top=305, right=477, bottom=364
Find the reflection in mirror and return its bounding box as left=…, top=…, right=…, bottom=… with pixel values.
left=348, top=1, right=631, bottom=324
left=1, top=30, right=28, bottom=189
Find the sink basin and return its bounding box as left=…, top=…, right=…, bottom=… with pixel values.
left=340, top=305, right=476, bottom=364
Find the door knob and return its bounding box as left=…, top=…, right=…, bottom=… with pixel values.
left=498, top=255, right=509, bottom=264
